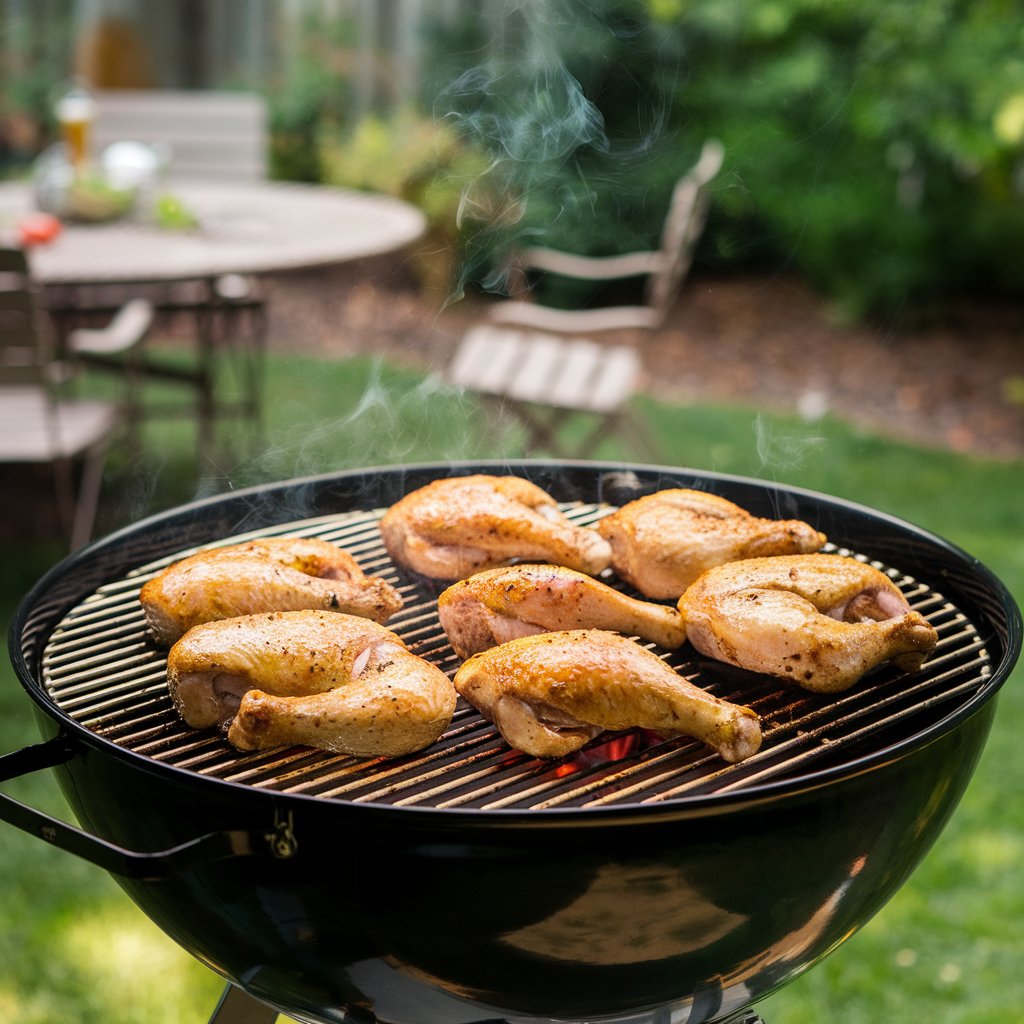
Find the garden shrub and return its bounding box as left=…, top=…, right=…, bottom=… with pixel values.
left=419, top=0, right=1024, bottom=320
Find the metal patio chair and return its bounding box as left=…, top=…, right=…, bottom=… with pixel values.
left=0, top=246, right=151, bottom=548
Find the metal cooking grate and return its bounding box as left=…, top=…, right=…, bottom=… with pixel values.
left=40, top=503, right=991, bottom=811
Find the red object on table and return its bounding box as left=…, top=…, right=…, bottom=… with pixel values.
left=17, top=213, right=63, bottom=247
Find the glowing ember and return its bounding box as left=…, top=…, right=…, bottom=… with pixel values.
left=551, top=730, right=663, bottom=777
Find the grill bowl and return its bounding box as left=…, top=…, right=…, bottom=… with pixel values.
left=4, top=461, right=1020, bottom=1024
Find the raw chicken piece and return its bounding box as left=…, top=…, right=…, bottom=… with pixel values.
left=596, top=489, right=826, bottom=598
left=379, top=474, right=612, bottom=580
left=166, top=610, right=456, bottom=757
left=140, top=536, right=402, bottom=645
left=439, top=563, right=686, bottom=659
left=454, top=629, right=761, bottom=762
left=678, top=554, right=938, bottom=693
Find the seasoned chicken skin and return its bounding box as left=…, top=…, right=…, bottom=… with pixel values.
left=439, top=564, right=686, bottom=659
left=379, top=474, right=612, bottom=581
left=454, top=629, right=761, bottom=762
left=166, top=610, right=455, bottom=757
left=140, top=536, right=402, bottom=645
left=679, top=554, right=938, bottom=693
left=596, top=489, right=826, bottom=598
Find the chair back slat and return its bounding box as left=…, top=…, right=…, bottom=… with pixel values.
left=0, top=247, right=50, bottom=384
left=488, top=138, right=724, bottom=334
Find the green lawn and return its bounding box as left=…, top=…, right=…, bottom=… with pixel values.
left=1, top=351, right=1021, bottom=1023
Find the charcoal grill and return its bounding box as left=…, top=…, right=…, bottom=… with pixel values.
left=2, top=461, right=1020, bottom=1024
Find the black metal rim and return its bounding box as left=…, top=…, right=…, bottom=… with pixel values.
left=9, top=459, right=1022, bottom=827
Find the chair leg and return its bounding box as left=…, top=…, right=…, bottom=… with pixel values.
left=236, top=301, right=267, bottom=446
left=622, top=406, right=665, bottom=463
left=122, top=346, right=145, bottom=455
left=50, top=456, right=78, bottom=548
left=194, top=304, right=219, bottom=454
left=519, top=404, right=662, bottom=462
left=575, top=414, right=616, bottom=459
left=252, top=305, right=267, bottom=429
left=69, top=441, right=110, bottom=549
left=517, top=405, right=573, bottom=456
left=195, top=296, right=266, bottom=457
left=473, top=395, right=514, bottom=454
left=47, top=445, right=106, bottom=551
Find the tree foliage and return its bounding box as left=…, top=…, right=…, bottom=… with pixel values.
left=427, top=0, right=1024, bottom=319
left=671, top=0, right=1024, bottom=317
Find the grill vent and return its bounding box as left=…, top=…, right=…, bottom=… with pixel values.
left=41, top=505, right=990, bottom=810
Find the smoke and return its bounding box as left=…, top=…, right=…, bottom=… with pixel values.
left=752, top=414, right=826, bottom=474
left=230, top=358, right=510, bottom=491
left=434, top=29, right=605, bottom=296
left=188, top=7, right=695, bottom=515
left=432, top=1, right=686, bottom=298
left=440, top=60, right=606, bottom=170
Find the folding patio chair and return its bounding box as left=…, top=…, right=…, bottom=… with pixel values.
left=488, top=139, right=725, bottom=334
left=449, top=140, right=724, bottom=457
left=448, top=326, right=658, bottom=459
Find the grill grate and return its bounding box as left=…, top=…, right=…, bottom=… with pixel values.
left=40, top=504, right=991, bottom=811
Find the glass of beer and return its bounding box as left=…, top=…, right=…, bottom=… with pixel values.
left=55, top=82, right=97, bottom=171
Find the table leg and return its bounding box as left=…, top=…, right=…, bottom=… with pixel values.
left=195, top=278, right=219, bottom=453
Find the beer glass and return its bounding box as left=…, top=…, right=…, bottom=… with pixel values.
left=55, top=84, right=96, bottom=170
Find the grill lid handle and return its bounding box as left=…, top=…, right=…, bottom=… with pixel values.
left=0, top=736, right=285, bottom=880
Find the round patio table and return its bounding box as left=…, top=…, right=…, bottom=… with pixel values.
left=0, top=179, right=428, bottom=447
left=0, top=179, right=428, bottom=284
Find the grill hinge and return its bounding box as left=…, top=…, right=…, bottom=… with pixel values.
left=265, top=809, right=298, bottom=859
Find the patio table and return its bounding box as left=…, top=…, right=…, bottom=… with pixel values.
left=0, top=178, right=427, bottom=285
left=0, top=179, right=428, bottom=444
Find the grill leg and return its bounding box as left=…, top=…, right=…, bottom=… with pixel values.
left=209, top=983, right=280, bottom=1024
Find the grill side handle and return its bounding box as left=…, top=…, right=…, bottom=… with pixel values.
left=0, top=736, right=287, bottom=880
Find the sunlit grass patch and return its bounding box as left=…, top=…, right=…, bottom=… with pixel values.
left=53, top=903, right=222, bottom=1021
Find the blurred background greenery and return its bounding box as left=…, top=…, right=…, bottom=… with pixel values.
left=4, top=0, right=1024, bottom=319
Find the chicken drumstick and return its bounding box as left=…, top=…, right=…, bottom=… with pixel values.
left=166, top=609, right=455, bottom=757
left=140, top=536, right=402, bottom=645
left=596, top=488, right=826, bottom=598
left=439, top=563, right=686, bottom=658
left=454, top=629, right=762, bottom=762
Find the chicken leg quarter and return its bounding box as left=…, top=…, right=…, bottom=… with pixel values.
left=379, top=474, right=612, bottom=580
left=166, top=610, right=456, bottom=757
left=140, top=536, right=402, bottom=645
left=596, top=489, right=826, bottom=598
left=454, top=629, right=762, bottom=762
left=678, top=554, right=939, bottom=693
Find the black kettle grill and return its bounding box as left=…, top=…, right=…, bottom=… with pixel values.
left=2, top=462, right=1020, bottom=1024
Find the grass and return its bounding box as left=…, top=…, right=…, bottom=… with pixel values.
left=1, top=350, right=1021, bottom=1023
